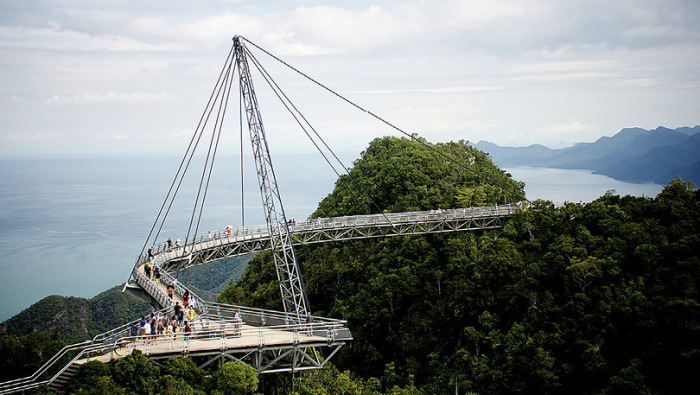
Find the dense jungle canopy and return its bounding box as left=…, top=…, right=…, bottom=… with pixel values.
left=2, top=136, right=698, bottom=394
left=219, top=136, right=700, bottom=394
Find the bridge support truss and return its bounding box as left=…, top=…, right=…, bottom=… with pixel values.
left=234, top=36, right=309, bottom=320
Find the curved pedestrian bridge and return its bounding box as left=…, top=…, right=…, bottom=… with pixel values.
left=0, top=299, right=351, bottom=394
left=0, top=203, right=524, bottom=394
left=146, top=203, right=525, bottom=272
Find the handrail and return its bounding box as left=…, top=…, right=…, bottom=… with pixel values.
left=133, top=203, right=527, bottom=265
left=158, top=268, right=207, bottom=314
left=92, top=306, right=171, bottom=343
left=0, top=299, right=351, bottom=394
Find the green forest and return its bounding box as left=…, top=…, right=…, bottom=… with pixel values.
left=220, top=137, right=700, bottom=394
left=1, top=136, right=698, bottom=394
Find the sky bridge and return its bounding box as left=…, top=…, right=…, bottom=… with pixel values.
left=0, top=203, right=525, bottom=394
left=0, top=36, right=529, bottom=394
left=150, top=204, right=524, bottom=273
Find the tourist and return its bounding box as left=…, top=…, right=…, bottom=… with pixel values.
left=138, top=316, right=147, bottom=336
left=177, top=308, right=185, bottom=326
left=183, top=290, right=190, bottom=307
left=153, top=264, right=161, bottom=283
left=187, top=307, right=195, bottom=322
left=144, top=262, right=152, bottom=279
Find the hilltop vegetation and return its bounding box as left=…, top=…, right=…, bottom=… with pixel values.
left=1, top=136, right=698, bottom=394
left=220, top=136, right=700, bottom=394
left=0, top=286, right=150, bottom=342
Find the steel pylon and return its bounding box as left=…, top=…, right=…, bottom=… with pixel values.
left=233, top=36, right=310, bottom=320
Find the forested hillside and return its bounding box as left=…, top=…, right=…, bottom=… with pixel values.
left=2, top=136, right=697, bottom=394
left=0, top=286, right=151, bottom=382
left=0, top=286, right=150, bottom=341
left=219, top=136, right=700, bottom=394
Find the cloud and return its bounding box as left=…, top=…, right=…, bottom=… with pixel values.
left=1, top=0, right=699, bottom=157
left=0, top=25, right=185, bottom=52
left=45, top=92, right=171, bottom=105
left=356, top=86, right=506, bottom=94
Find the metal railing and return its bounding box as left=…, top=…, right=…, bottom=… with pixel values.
left=0, top=300, right=350, bottom=394
left=133, top=203, right=528, bottom=265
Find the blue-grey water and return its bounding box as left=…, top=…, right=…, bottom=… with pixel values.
left=505, top=166, right=664, bottom=203
left=0, top=153, right=342, bottom=322
left=0, top=158, right=664, bottom=322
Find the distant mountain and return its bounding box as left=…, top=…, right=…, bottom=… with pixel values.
left=0, top=286, right=151, bottom=342
left=0, top=255, right=252, bottom=342
left=474, top=125, right=700, bottom=185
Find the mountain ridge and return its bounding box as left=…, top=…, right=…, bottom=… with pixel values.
left=474, top=125, right=700, bottom=184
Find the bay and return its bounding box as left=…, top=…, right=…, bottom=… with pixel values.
left=0, top=154, right=341, bottom=322
left=0, top=159, right=666, bottom=322
left=506, top=166, right=664, bottom=203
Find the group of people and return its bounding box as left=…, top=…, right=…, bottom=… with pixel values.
left=143, top=260, right=161, bottom=284
left=131, top=307, right=195, bottom=340
left=165, top=238, right=182, bottom=250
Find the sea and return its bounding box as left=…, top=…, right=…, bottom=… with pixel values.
left=0, top=157, right=664, bottom=322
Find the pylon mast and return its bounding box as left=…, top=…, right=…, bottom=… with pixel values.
left=233, top=36, right=310, bottom=319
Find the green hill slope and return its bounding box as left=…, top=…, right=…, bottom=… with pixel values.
left=0, top=285, right=151, bottom=342
left=219, top=136, right=700, bottom=394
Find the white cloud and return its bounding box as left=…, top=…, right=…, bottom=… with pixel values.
left=45, top=92, right=171, bottom=105
left=0, top=0, right=698, bottom=157
left=356, top=86, right=506, bottom=94
left=0, top=25, right=184, bottom=52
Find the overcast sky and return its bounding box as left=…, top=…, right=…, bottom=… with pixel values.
left=1, top=0, right=699, bottom=159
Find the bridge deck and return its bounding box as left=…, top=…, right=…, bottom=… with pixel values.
left=144, top=204, right=524, bottom=272
left=81, top=320, right=330, bottom=364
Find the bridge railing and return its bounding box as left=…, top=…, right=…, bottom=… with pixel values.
left=135, top=225, right=270, bottom=265
left=133, top=203, right=527, bottom=266
left=287, top=204, right=524, bottom=231
left=92, top=306, right=172, bottom=344
left=158, top=267, right=207, bottom=314
left=201, top=301, right=348, bottom=327
left=130, top=257, right=208, bottom=315
left=0, top=308, right=161, bottom=395
left=132, top=266, right=174, bottom=310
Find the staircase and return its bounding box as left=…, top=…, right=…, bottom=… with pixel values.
left=48, top=362, right=79, bottom=391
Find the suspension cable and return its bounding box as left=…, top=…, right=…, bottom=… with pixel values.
left=177, top=53, right=238, bottom=277
left=239, top=78, right=246, bottom=227
left=130, top=45, right=237, bottom=280
left=241, top=37, right=528, bottom=203
left=244, top=47, right=395, bottom=219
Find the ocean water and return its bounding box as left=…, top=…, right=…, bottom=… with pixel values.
left=0, top=154, right=340, bottom=322
left=505, top=166, right=664, bottom=203
left=0, top=158, right=665, bottom=322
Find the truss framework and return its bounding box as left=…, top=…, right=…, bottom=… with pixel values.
left=234, top=36, right=309, bottom=319
left=156, top=204, right=523, bottom=272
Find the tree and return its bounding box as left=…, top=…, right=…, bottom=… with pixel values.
left=210, top=361, right=258, bottom=394
left=112, top=349, right=160, bottom=394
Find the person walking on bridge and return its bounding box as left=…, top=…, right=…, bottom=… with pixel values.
left=144, top=262, right=152, bottom=280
